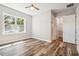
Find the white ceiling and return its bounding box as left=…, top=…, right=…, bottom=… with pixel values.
left=1, top=3, right=77, bottom=16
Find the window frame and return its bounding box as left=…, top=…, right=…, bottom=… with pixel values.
left=2, top=12, right=26, bottom=35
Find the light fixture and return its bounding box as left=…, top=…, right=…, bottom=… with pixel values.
left=30, top=6, right=35, bottom=11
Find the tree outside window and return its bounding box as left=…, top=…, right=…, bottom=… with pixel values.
left=3, top=13, right=26, bottom=34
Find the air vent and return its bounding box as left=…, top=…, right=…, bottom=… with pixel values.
left=67, top=3, right=74, bottom=8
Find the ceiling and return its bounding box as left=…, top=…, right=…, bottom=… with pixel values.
left=1, top=3, right=78, bottom=16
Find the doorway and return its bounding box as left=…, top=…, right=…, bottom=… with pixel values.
left=56, top=14, right=76, bottom=44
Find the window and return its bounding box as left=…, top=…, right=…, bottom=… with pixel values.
left=3, top=13, right=26, bottom=34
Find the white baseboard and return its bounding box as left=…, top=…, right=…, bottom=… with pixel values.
left=32, top=37, right=49, bottom=42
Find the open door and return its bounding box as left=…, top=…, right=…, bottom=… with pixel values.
left=63, top=14, right=75, bottom=44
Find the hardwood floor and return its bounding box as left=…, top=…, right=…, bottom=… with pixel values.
left=0, top=38, right=78, bottom=56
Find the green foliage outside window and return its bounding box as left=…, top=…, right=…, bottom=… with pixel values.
left=17, top=18, right=24, bottom=25
left=4, top=14, right=25, bottom=33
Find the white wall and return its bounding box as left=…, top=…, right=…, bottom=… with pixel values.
left=32, top=10, right=51, bottom=42
left=56, top=7, right=76, bottom=17
left=0, top=5, right=32, bottom=45
left=77, top=4, right=79, bottom=45
left=63, top=14, right=75, bottom=44
left=76, top=4, right=79, bottom=52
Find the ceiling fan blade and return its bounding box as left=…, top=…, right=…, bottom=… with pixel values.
left=33, top=6, right=40, bottom=10
left=25, top=5, right=31, bottom=8
left=25, top=4, right=40, bottom=10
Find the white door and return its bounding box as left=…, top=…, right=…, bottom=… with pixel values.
left=63, top=15, right=75, bottom=44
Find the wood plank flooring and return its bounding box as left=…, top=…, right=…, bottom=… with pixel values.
left=0, top=38, right=78, bottom=56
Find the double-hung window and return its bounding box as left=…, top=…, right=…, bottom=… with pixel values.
left=3, top=13, right=26, bottom=34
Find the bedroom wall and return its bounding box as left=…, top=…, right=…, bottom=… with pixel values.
left=0, top=4, right=32, bottom=45
left=32, top=10, right=51, bottom=42
left=32, top=10, right=56, bottom=42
